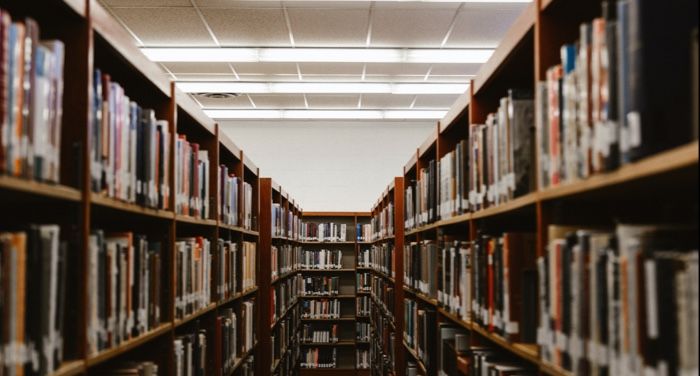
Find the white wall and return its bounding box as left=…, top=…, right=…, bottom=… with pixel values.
left=219, top=120, right=435, bottom=212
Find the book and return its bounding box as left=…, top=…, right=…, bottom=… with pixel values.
left=87, top=230, right=162, bottom=355
left=90, top=70, right=170, bottom=208
left=300, top=222, right=347, bottom=242
left=174, top=138, right=209, bottom=219
left=536, top=223, right=698, bottom=375
left=174, top=322, right=207, bottom=376
left=175, top=237, right=212, bottom=320
left=1, top=16, right=64, bottom=183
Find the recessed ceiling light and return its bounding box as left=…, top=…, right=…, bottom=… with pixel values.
left=141, top=48, right=493, bottom=64
left=205, top=109, right=447, bottom=120
left=178, top=82, right=468, bottom=95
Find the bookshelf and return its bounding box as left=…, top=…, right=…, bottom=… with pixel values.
left=0, top=0, right=260, bottom=375
left=388, top=0, right=699, bottom=375
left=260, top=178, right=304, bottom=376
left=289, top=212, right=371, bottom=375
left=364, top=177, right=404, bottom=376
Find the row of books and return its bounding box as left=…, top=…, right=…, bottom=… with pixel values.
left=100, top=362, right=159, bottom=376
left=217, top=301, right=255, bottom=375
left=470, top=233, right=538, bottom=343
left=370, top=301, right=395, bottom=372
left=357, top=349, right=369, bottom=369
left=272, top=305, right=299, bottom=365
left=300, top=249, right=345, bottom=270
left=357, top=296, right=370, bottom=317
left=216, top=239, right=256, bottom=301
left=218, top=165, right=253, bottom=229
left=271, top=203, right=300, bottom=240
left=175, top=237, right=212, bottom=320
left=300, top=276, right=340, bottom=296
left=371, top=275, right=394, bottom=320
left=300, top=222, right=347, bottom=242
left=0, top=226, right=68, bottom=375
left=404, top=299, right=437, bottom=370
left=437, top=140, right=470, bottom=220
left=0, top=14, right=64, bottom=183
left=271, top=244, right=301, bottom=280
left=174, top=323, right=207, bottom=376
left=301, top=324, right=338, bottom=343
left=174, top=136, right=209, bottom=219
left=439, top=326, right=536, bottom=376
left=358, top=223, right=372, bottom=242
left=370, top=331, right=395, bottom=374
left=404, top=159, right=437, bottom=229
left=87, top=230, right=163, bottom=354
left=91, top=69, right=170, bottom=210
left=299, top=347, right=336, bottom=369
left=538, top=224, right=698, bottom=376
left=358, top=243, right=394, bottom=277
left=538, top=0, right=698, bottom=189
left=272, top=274, right=301, bottom=324
left=468, top=90, right=535, bottom=211
left=436, top=239, right=470, bottom=322
left=403, top=240, right=439, bottom=298
left=370, top=202, right=394, bottom=240
left=356, top=322, right=370, bottom=342
left=301, top=299, right=341, bottom=319
left=357, top=272, right=371, bottom=293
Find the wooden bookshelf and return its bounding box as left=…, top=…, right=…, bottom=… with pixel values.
left=388, top=0, right=700, bottom=375
left=0, top=1, right=262, bottom=374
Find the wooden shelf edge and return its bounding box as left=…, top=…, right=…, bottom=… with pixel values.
left=229, top=343, right=257, bottom=375
left=538, top=141, right=699, bottom=202
left=0, top=176, right=82, bottom=202
left=402, top=341, right=428, bottom=374
left=220, top=223, right=259, bottom=235
left=471, top=191, right=538, bottom=219
left=175, top=87, right=216, bottom=136
left=50, top=359, right=85, bottom=376
left=469, top=324, right=540, bottom=365
left=86, top=323, right=172, bottom=367
left=299, top=341, right=357, bottom=347
left=175, top=215, right=217, bottom=227
left=174, top=303, right=217, bottom=327
left=219, top=287, right=258, bottom=306
left=91, top=195, right=174, bottom=220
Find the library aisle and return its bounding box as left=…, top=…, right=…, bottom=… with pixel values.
left=0, top=0, right=697, bottom=375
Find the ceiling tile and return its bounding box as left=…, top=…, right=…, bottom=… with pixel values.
left=173, top=73, right=238, bottom=81
left=233, top=62, right=299, bottom=75
left=364, top=63, right=431, bottom=76
left=297, top=75, right=362, bottom=82
left=249, top=94, right=306, bottom=108
left=111, top=7, right=215, bottom=46
left=428, top=63, right=481, bottom=76
left=445, top=4, right=526, bottom=48
left=102, top=0, right=191, bottom=6
left=299, top=62, right=364, bottom=75
left=284, top=1, right=369, bottom=10
left=424, top=75, right=473, bottom=83
left=363, top=75, right=425, bottom=82
left=412, top=94, right=459, bottom=109
left=306, top=94, right=359, bottom=108
left=164, top=62, right=233, bottom=74
left=370, top=9, right=455, bottom=47
left=237, top=74, right=299, bottom=81
left=372, top=2, right=461, bottom=11
left=193, top=94, right=253, bottom=109
left=195, top=0, right=284, bottom=8
left=288, top=9, right=369, bottom=47
left=361, top=94, right=414, bottom=109
left=200, top=8, right=291, bottom=46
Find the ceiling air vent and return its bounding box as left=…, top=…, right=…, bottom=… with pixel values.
left=194, top=92, right=240, bottom=99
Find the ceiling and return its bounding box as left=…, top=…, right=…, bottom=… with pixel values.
left=99, top=0, right=529, bottom=120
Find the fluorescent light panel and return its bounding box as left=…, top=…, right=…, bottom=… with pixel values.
left=142, top=48, right=493, bottom=64
left=205, top=109, right=447, bottom=120
left=178, top=82, right=468, bottom=94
